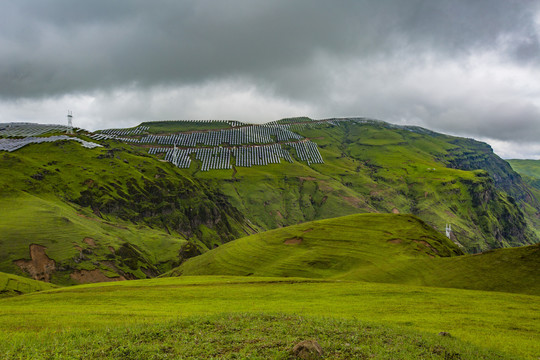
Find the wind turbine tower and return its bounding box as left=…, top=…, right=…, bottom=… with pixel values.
left=67, top=110, right=73, bottom=134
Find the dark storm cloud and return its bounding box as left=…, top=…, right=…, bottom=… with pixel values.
left=0, top=0, right=539, bottom=157
left=1, top=0, right=537, bottom=97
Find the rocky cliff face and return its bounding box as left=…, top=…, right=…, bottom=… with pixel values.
left=461, top=173, right=536, bottom=251
left=75, top=172, right=248, bottom=250
left=443, top=138, right=538, bottom=206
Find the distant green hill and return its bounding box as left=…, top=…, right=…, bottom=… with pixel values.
left=508, top=159, right=540, bottom=190
left=182, top=119, right=538, bottom=252
left=0, top=271, right=55, bottom=297
left=168, top=213, right=540, bottom=295
left=1, top=119, right=539, bottom=285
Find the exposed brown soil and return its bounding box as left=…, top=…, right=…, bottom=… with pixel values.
left=76, top=213, right=93, bottom=220
left=140, top=267, right=159, bottom=278
left=318, top=181, right=333, bottom=192
left=84, top=179, right=95, bottom=188
left=83, top=237, right=96, bottom=247
left=14, top=244, right=56, bottom=282
left=70, top=269, right=126, bottom=284
left=108, top=246, right=115, bottom=254
left=104, top=221, right=128, bottom=229
left=387, top=238, right=403, bottom=244
left=392, top=208, right=400, bottom=214
left=413, top=239, right=439, bottom=254
left=276, top=210, right=284, bottom=219
left=303, top=228, right=314, bottom=233
left=341, top=196, right=361, bottom=208
left=299, top=177, right=316, bottom=181
left=292, top=339, right=323, bottom=359
left=284, top=237, right=303, bottom=245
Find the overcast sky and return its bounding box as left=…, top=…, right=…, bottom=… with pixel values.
left=1, top=1, right=539, bottom=158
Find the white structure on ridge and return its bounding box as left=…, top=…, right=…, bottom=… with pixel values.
left=445, top=224, right=452, bottom=239
left=67, top=110, right=73, bottom=134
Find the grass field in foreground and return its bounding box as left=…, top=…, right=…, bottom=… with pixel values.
left=2, top=314, right=506, bottom=359
left=0, top=276, right=538, bottom=359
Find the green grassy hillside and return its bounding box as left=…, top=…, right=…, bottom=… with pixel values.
left=508, top=159, right=540, bottom=190
left=0, top=191, right=190, bottom=285
left=169, top=213, right=540, bottom=295
left=1, top=119, right=538, bottom=286
left=0, top=276, right=538, bottom=359
left=179, top=120, right=538, bottom=252
left=507, top=159, right=540, bottom=239
left=142, top=120, right=235, bottom=133
left=0, top=140, right=250, bottom=285
left=0, top=271, right=56, bottom=297
left=170, top=213, right=463, bottom=279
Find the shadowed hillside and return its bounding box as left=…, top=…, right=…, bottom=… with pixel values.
left=0, top=140, right=251, bottom=285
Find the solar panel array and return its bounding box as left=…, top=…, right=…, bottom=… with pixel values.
left=99, top=126, right=149, bottom=136
left=148, top=141, right=321, bottom=170
left=286, top=141, right=324, bottom=165
left=0, top=136, right=102, bottom=152
left=0, top=123, right=72, bottom=137
left=289, top=117, right=378, bottom=131
left=148, top=147, right=232, bottom=171
left=139, top=124, right=301, bottom=146
left=232, top=143, right=293, bottom=167
left=143, top=119, right=243, bottom=127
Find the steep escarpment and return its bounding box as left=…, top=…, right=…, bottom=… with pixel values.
left=2, top=141, right=250, bottom=250
left=75, top=169, right=247, bottom=248
left=443, top=138, right=538, bottom=206
left=203, top=119, right=538, bottom=252
left=0, top=141, right=251, bottom=285
left=460, top=173, right=534, bottom=250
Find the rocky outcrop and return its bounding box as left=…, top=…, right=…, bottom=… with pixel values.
left=70, top=269, right=125, bottom=284
left=444, top=138, right=538, bottom=206
left=462, top=174, right=537, bottom=251
left=14, top=244, right=56, bottom=282
left=75, top=174, right=247, bottom=249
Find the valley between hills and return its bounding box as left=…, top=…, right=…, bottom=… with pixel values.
left=0, top=117, right=539, bottom=359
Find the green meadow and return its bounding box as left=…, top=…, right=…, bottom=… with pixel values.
left=0, top=276, right=538, bottom=359
left=169, top=213, right=540, bottom=295
left=1, top=120, right=539, bottom=359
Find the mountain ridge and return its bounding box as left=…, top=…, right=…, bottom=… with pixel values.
left=1, top=117, right=538, bottom=285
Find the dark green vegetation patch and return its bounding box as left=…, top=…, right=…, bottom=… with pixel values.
left=0, top=140, right=250, bottom=285
left=0, top=271, right=55, bottom=297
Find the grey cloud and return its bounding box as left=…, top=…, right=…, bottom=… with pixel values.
left=1, top=1, right=540, bottom=157
left=1, top=0, right=538, bottom=98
